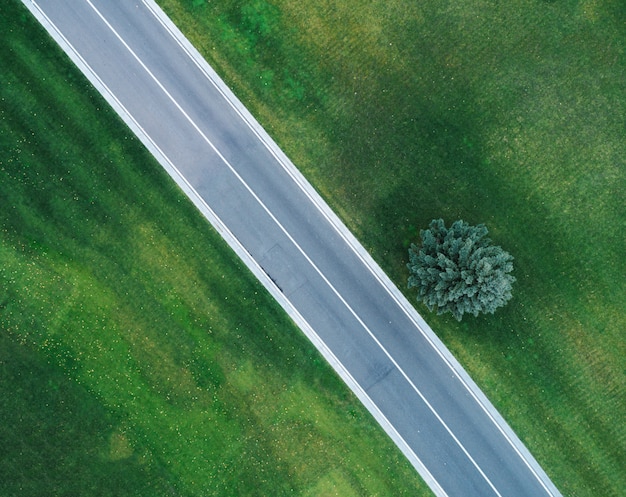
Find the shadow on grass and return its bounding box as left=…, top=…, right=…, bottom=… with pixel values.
left=0, top=333, right=175, bottom=497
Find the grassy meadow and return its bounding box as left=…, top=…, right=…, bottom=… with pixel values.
left=0, top=1, right=432, bottom=495
left=154, top=1, right=626, bottom=496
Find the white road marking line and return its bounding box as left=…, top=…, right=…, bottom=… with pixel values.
left=21, top=1, right=447, bottom=495
left=139, top=2, right=559, bottom=495
left=81, top=1, right=504, bottom=494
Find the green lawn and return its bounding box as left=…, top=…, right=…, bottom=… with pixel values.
left=0, top=1, right=431, bottom=495
left=154, top=1, right=626, bottom=496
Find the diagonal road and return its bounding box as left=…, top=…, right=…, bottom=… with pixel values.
left=22, top=1, right=563, bottom=495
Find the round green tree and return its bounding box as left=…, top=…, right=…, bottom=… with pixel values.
left=407, top=219, right=515, bottom=321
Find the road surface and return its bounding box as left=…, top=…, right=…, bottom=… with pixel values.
left=21, top=1, right=563, bottom=495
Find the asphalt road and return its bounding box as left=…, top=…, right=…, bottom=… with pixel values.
left=22, top=1, right=563, bottom=495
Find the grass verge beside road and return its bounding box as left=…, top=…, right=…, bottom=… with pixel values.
left=0, top=2, right=431, bottom=495
left=155, top=1, right=626, bottom=496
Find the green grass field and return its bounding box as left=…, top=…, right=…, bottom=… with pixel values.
left=153, top=1, right=626, bottom=496
left=0, top=2, right=432, bottom=495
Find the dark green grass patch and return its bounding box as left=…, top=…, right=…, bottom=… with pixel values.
left=155, top=1, right=625, bottom=495
left=0, top=2, right=430, bottom=495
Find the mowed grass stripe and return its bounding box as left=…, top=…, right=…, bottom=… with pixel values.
left=154, top=1, right=626, bottom=496
left=0, top=1, right=431, bottom=495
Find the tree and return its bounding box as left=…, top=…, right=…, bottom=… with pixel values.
left=407, top=219, right=515, bottom=321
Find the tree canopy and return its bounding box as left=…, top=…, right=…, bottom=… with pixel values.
left=407, top=219, right=515, bottom=321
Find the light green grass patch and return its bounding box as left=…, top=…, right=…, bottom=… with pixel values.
left=304, top=469, right=360, bottom=497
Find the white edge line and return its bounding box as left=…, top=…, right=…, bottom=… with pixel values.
left=19, top=1, right=448, bottom=496
left=139, top=2, right=562, bottom=496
